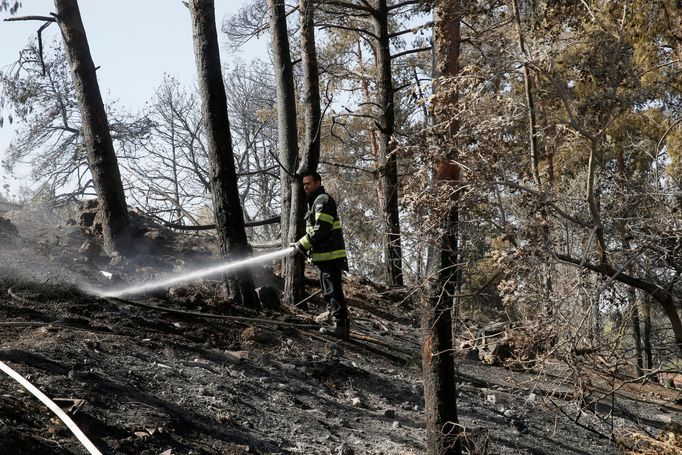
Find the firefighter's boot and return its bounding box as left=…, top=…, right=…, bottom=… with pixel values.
left=319, top=318, right=349, bottom=339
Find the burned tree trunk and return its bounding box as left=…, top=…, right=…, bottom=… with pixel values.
left=298, top=0, right=321, bottom=186
left=188, top=0, right=258, bottom=309
left=266, top=0, right=298, bottom=249
left=642, top=294, right=653, bottom=369
left=284, top=0, right=321, bottom=306
left=266, top=0, right=303, bottom=306
left=421, top=1, right=462, bottom=454
left=372, top=0, right=403, bottom=287
left=53, top=0, right=130, bottom=256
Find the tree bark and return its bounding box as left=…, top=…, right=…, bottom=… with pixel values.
left=421, top=2, right=461, bottom=454
left=53, top=0, right=130, bottom=256
left=372, top=0, right=403, bottom=287
left=266, top=0, right=299, bottom=248
left=630, top=288, right=643, bottom=375
left=188, top=0, right=258, bottom=309
left=284, top=0, right=322, bottom=307
left=642, top=294, right=653, bottom=369
left=267, top=0, right=302, bottom=306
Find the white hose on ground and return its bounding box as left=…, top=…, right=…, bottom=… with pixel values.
left=0, top=360, right=103, bottom=455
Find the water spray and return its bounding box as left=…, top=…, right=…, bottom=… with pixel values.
left=87, top=247, right=293, bottom=299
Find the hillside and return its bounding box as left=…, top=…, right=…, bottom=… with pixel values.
left=0, top=209, right=680, bottom=455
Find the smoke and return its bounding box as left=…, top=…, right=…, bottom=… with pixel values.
left=83, top=247, right=294, bottom=299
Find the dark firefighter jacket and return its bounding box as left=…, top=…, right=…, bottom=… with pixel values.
left=296, top=186, right=347, bottom=265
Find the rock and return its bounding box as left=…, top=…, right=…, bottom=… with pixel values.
left=351, top=398, right=362, bottom=407
left=315, top=311, right=331, bottom=324
left=77, top=200, right=172, bottom=244
left=392, top=421, right=400, bottom=429
left=256, top=286, right=280, bottom=310
left=503, top=409, right=514, bottom=418
left=485, top=394, right=496, bottom=405
left=77, top=199, right=101, bottom=234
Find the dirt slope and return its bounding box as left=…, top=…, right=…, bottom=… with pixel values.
left=0, top=211, right=680, bottom=454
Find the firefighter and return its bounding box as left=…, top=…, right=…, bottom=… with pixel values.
left=293, top=171, right=349, bottom=339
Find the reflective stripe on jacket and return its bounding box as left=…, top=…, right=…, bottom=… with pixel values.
left=297, top=186, right=347, bottom=264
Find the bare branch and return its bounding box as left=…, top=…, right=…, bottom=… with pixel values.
left=387, top=0, right=422, bottom=11
left=316, top=22, right=379, bottom=40
left=4, top=15, right=55, bottom=22
left=317, top=0, right=374, bottom=13
left=390, top=45, right=432, bottom=60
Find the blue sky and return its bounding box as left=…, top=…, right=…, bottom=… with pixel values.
left=0, top=0, right=266, bottom=197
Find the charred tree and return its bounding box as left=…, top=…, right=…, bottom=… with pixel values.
left=266, top=0, right=298, bottom=249
left=188, top=0, right=258, bottom=309
left=284, top=0, right=322, bottom=306
left=266, top=0, right=304, bottom=306
left=642, top=294, right=653, bottom=370
left=372, top=0, right=404, bottom=287
left=53, top=0, right=131, bottom=256
left=421, top=1, right=461, bottom=454
left=297, top=0, right=321, bottom=191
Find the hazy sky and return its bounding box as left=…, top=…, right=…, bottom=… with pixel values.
left=0, top=0, right=266, bottom=197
